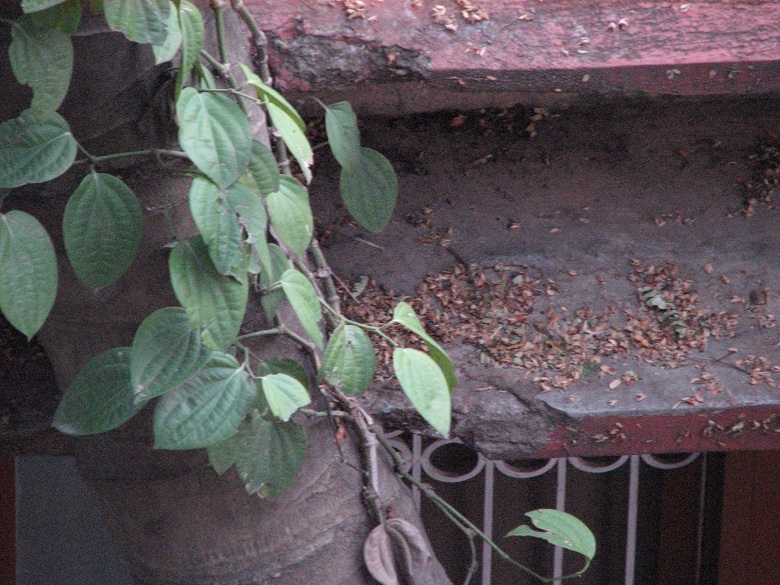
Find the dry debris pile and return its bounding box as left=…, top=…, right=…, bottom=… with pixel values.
left=342, top=259, right=761, bottom=393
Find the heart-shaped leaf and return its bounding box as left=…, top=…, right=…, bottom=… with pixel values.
left=340, top=147, right=397, bottom=232
left=0, top=210, right=57, bottom=339
left=169, top=236, right=248, bottom=351
left=130, top=307, right=212, bottom=401
left=266, top=175, right=313, bottom=257
left=0, top=109, right=76, bottom=189
left=320, top=323, right=376, bottom=395
left=28, top=0, right=81, bottom=34
left=393, top=348, right=450, bottom=437
left=246, top=140, right=280, bottom=196
left=507, top=509, right=596, bottom=562
left=188, top=176, right=243, bottom=275
left=53, top=347, right=144, bottom=435
left=279, top=268, right=323, bottom=350
left=153, top=358, right=254, bottom=450
left=177, top=87, right=251, bottom=189
left=234, top=411, right=308, bottom=498
left=104, top=0, right=170, bottom=45
left=391, top=302, right=456, bottom=389
left=261, top=373, right=310, bottom=421
left=364, top=518, right=433, bottom=585
left=152, top=1, right=181, bottom=63
left=63, top=172, right=142, bottom=290
left=325, top=101, right=361, bottom=171
left=176, top=0, right=203, bottom=94
left=258, top=243, right=289, bottom=320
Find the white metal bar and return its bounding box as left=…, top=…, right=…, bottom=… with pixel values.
left=481, top=460, right=495, bottom=585
left=553, top=458, right=567, bottom=585
left=625, top=455, right=640, bottom=585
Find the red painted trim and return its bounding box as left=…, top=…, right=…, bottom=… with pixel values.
left=0, top=455, right=14, bottom=585
left=537, top=406, right=780, bottom=459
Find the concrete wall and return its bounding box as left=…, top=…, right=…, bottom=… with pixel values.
left=16, top=457, right=132, bottom=585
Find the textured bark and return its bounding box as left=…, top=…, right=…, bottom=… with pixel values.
left=1, top=7, right=452, bottom=585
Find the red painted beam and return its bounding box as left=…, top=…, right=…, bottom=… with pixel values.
left=247, top=0, right=780, bottom=107
left=0, top=455, right=14, bottom=585
left=536, top=405, right=780, bottom=459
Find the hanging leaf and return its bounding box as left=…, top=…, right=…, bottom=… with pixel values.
left=104, top=0, right=170, bottom=45
left=206, top=432, right=242, bottom=475
left=28, top=0, right=81, bottom=34
left=153, top=359, right=255, bottom=450
left=265, top=358, right=310, bottom=389
left=235, top=411, right=308, bottom=498
left=9, top=16, right=73, bottom=116
left=258, top=243, right=289, bottom=320
left=152, top=1, right=181, bottom=64
left=261, top=373, right=310, bottom=422
left=168, top=236, right=248, bottom=351
left=176, top=0, right=203, bottom=95
left=0, top=109, right=77, bottom=189
left=391, top=302, right=456, bottom=389
left=279, top=268, right=323, bottom=350
left=130, top=307, right=212, bottom=401
left=0, top=210, right=57, bottom=339
left=266, top=176, right=313, bottom=257
left=340, top=147, right=397, bottom=233
left=22, top=0, right=67, bottom=12
left=177, top=87, right=251, bottom=189
left=393, top=348, right=450, bottom=437
left=320, top=324, right=376, bottom=395
left=227, top=179, right=270, bottom=274
left=364, top=518, right=433, bottom=585
left=238, top=64, right=306, bottom=132
left=188, top=176, right=243, bottom=275
left=246, top=140, right=280, bottom=196
left=507, top=509, right=596, bottom=562
left=53, top=347, right=145, bottom=435
left=325, top=101, right=361, bottom=171
left=266, top=102, right=313, bottom=183
left=63, top=172, right=142, bottom=290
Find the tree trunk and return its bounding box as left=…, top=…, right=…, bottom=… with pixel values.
left=1, top=8, right=452, bottom=585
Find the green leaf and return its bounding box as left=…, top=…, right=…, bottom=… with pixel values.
left=169, top=236, right=248, bottom=351
left=325, top=101, right=361, bottom=171
left=391, top=302, right=457, bottom=390
left=340, top=147, right=398, bottom=233
left=279, top=268, right=323, bottom=350
left=507, top=509, right=597, bottom=561
left=239, top=64, right=306, bottom=133
left=266, top=175, right=313, bottom=257
left=320, top=324, right=376, bottom=395
left=176, top=0, right=203, bottom=95
left=177, top=87, right=251, bottom=189
left=152, top=1, right=181, bottom=63
left=21, top=0, right=65, bottom=13
left=0, top=211, right=57, bottom=339
left=246, top=140, right=280, bottom=196
left=188, top=176, right=243, bottom=275
left=235, top=411, right=308, bottom=498
left=104, top=0, right=170, bottom=45
left=393, top=348, right=451, bottom=437
left=63, top=172, right=142, bottom=290
left=261, top=373, right=310, bottom=421
left=265, top=358, right=310, bottom=389
left=259, top=243, right=289, bottom=320
left=0, top=109, right=76, bottom=189
left=10, top=16, right=73, bottom=116
left=227, top=180, right=269, bottom=273
left=53, top=347, right=144, bottom=435
left=206, top=433, right=242, bottom=475
left=130, top=307, right=212, bottom=401
left=267, top=102, right=313, bottom=183
left=153, top=360, right=255, bottom=450
left=28, top=0, right=81, bottom=33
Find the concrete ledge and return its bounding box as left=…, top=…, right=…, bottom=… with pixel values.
left=248, top=0, right=780, bottom=114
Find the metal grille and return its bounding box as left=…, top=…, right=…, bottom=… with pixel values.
left=388, top=433, right=711, bottom=585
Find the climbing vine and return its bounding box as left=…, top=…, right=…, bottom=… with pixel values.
left=0, top=1, right=593, bottom=582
